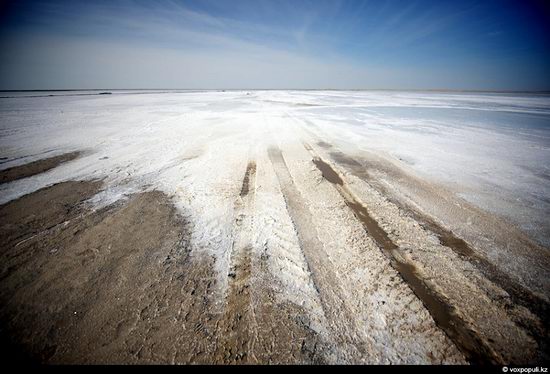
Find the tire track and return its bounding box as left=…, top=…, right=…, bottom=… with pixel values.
left=267, top=146, right=371, bottom=363
left=216, top=161, right=257, bottom=363
left=272, top=118, right=465, bottom=363
left=217, top=157, right=327, bottom=364
left=240, top=162, right=256, bottom=197
left=302, top=143, right=508, bottom=364
left=251, top=152, right=331, bottom=363
left=325, top=147, right=549, bottom=363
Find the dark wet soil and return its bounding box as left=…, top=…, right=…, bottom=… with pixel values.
left=317, top=141, right=332, bottom=149
left=240, top=161, right=257, bottom=197
left=343, top=199, right=397, bottom=251
left=329, top=151, right=366, bottom=169
left=312, top=158, right=343, bottom=185
left=0, top=151, right=81, bottom=184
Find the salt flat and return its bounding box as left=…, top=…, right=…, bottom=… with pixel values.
left=0, top=90, right=548, bottom=364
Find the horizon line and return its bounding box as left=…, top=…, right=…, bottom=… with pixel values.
left=1, top=88, right=550, bottom=94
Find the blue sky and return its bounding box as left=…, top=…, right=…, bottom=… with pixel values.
left=0, top=0, right=549, bottom=90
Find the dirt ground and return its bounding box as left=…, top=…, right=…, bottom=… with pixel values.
left=0, top=136, right=547, bottom=364
left=0, top=178, right=324, bottom=364
left=0, top=152, right=81, bottom=184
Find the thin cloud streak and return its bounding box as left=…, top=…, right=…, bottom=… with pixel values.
left=0, top=0, right=548, bottom=90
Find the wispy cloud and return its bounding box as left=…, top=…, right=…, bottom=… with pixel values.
left=0, top=0, right=548, bottom=90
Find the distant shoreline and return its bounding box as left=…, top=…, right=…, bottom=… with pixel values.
left=1, top=88, right=550, bottom=94
left=1, top=88, right=549, bottom=100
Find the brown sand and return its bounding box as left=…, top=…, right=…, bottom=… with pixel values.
left=0, top=152, right=81, bottom=184
left=0, top=178, right=324, bottom=364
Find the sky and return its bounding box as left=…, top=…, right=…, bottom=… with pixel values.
left=0, top=0, right=549, bottom=90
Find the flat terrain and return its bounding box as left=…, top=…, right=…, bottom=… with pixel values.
left=0, top=90, right=548, bottom=364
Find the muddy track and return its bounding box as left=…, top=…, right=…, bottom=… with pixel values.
left=317, top=138, right=550, bottom=300
left=0, top=130, right=543, bottom=364
left=240, top=162, right=256, bottom=197
left=268, top=146, right=375, bottom=362
left=216, top=160, right=257, bottom=363
left=306, top=149, right=496, bottom=364
left=2, top=90, right=547, bottom=365
left=320, top=144, right=550, bottom=363
left=299, top=137, right=546, bottom=363
left=215, top=159, right=324, bottom=364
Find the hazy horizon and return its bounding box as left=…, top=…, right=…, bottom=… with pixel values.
left=2, top=88, right=550, bottom=93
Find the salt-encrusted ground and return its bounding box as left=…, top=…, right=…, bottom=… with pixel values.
left=0, top=90, right=548, bottom=364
